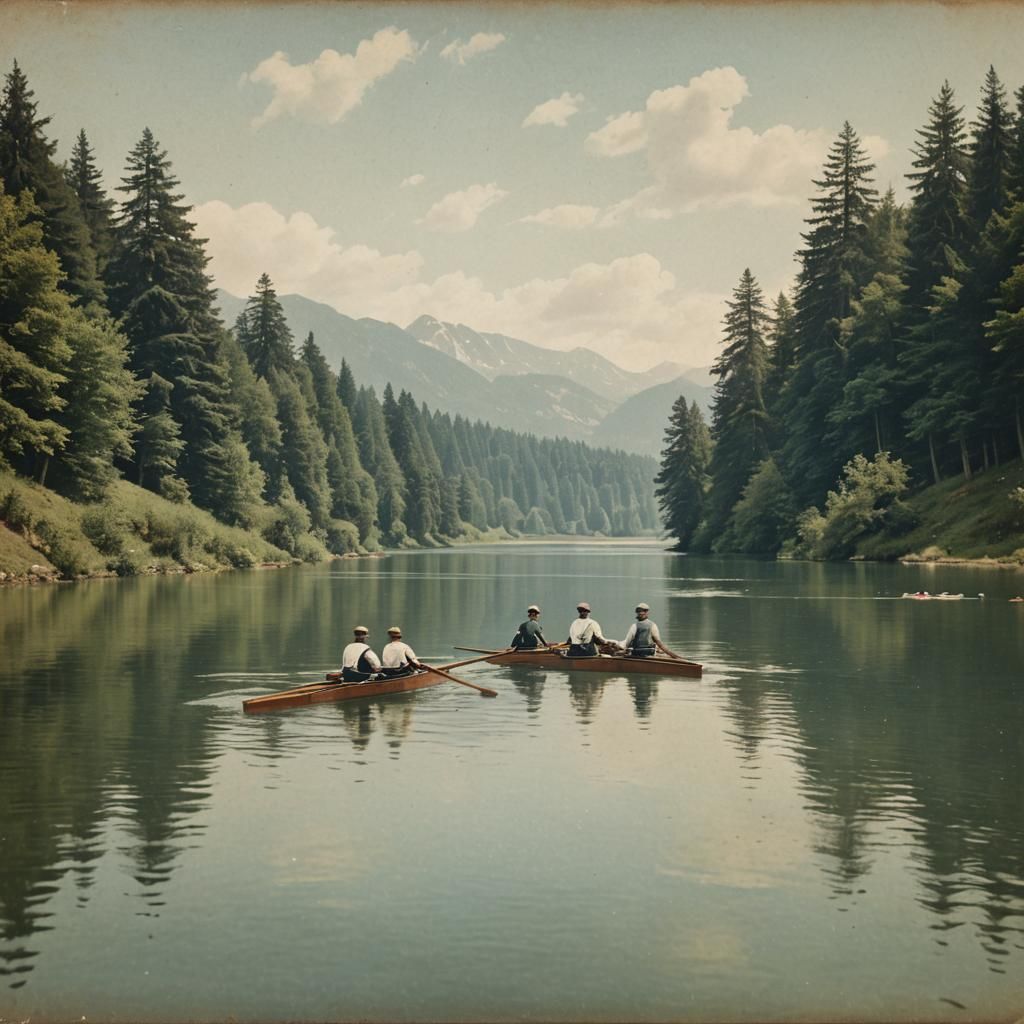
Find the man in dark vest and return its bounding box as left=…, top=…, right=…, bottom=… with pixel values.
left=341, top=626, right=383, bottom=681
left=511, top=605, right=550, bottom=649
left=620, top=603, right=679, bottom=658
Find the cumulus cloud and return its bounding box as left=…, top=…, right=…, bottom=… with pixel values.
left=192, top=200, right=422, bottom=306
left=245, top=27, right=417, bottom=127
left=586, top=66, right=883, bottom=218
left=520, top=204, right=599, bottom=229
left=194, top=199, right=728, bottom=368
left=420, top=183, right=508, bottom=232
left=522, top=92, right=584, bottom=128
left=440, top=32, right=505, bottom=65
left=400, top=173, right=425, bottom=188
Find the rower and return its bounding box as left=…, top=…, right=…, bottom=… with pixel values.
left=380, top=626, right=425, bottom=677
left=341, top=626, right=382, bottom=681
left=566, top=602, right=608, bottom=657
left=621, top=603, right=678, bottom=659
left=511, top=605, right=550, bottom=649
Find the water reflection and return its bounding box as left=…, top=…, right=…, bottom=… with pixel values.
left=0, top=548, right=1022, bottom=1013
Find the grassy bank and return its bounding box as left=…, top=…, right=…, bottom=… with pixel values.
left=0, top=471, right=296, bottom=583
left=0, top=472, right=529, bottom=584
left=857, top=457, right=1024, bottom=563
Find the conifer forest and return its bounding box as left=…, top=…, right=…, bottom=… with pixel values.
left=0, top=62, right=658, bottom=568
left=656, top=71, right=1024, bottom=559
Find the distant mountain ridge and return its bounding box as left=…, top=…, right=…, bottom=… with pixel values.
left=406, top=314, right=687, bottom=402
left=215, top=289, right=712, bottom=454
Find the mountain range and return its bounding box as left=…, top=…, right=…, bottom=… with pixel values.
left=215, top=290, right=713, bottom=455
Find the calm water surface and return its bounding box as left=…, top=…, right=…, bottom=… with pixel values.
left=1, top=543, right=1022, bottom=1022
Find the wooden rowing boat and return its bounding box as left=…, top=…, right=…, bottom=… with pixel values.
left=482, top=648, right=703, bottom=679
left=242, top=669, right=445, bottom=714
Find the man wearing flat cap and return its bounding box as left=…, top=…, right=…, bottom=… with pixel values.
left=341, top=626, right=383, bottom=681
left=621, top=603, right=679, bottom=659
left=566, top=602, right=609, bottom=657
left=511, top=604, right=550, bottom=650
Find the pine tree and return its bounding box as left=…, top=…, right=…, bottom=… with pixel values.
left=236, top=274, right=295, bottom=379
left=984, top=258, right=1024, bottom=460
left=135, top=373, right=185, bottom=494
left=107, top=128, right=261, bottom=516
left=780, top=123, right=878, bottom=504
left=336, top=357, right=357, bottom=409
left=65, top=129, right=115, bottom=279
left=654, top=397, right=710, bottom=550
left=354, top=386, right=406, bottom=544
left=1006, top=85, right=1024, bottom=201
left=764, top=291, right=797, bottom=448
left=706, top=268, right=772, bottom=542
left=904, top=82, right=970, bottom=319
left=0, top=62, right=103, bottom=307
left=967, top=67, right=1012, bottom=234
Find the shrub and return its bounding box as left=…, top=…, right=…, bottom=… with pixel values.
left=325, top=519, right=360, bottom=555
left=261, top=493, right=312, bottom=555
left=727, top=459, right=797, bottom=554
left=293, top=533, right=328, bottom=563
left=34, top=518, right=93, bottom=578
left=1011, top=487, right=1024, bottom=513
left=80, top=503, right=130, bottom=556
left=108, top=551, right=143, bottom=577
left=1, top=490, right=33, bottom=535
left=204, top=535, right=258, bottom=568
left=159, top=476, right=191, bottom=504
left=145, top=509, right=205, bottom=562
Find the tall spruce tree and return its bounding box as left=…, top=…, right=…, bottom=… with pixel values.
left=235, top=274, right=295, bottom=379
left=780, top=123, right=878, bottom=504
left=706, top=268, right=772, bottom=543
left=764, top=291, right=797, bottom=449
left=966, top=67, right=1012, bottom=235
left=904, top=82, right=970, bottom=319
left=0, top=62, right=103, bottom=307
left=66, top=129, right=115, bottom=280
left=107, top=128, right=260, bottom=519
left=654, top=397, right=711, bottom=549
left=1006, top=85, right=1024, bottom=201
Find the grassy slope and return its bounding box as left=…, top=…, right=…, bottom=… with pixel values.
left=858, top=457, right=1024, bottom=561
left=0, top=471, right=292, bottom=580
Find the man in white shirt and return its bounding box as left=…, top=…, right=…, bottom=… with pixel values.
left=620, top=603, right=678, bottom=658
left=381, top=626, right=425, bottom=677
left=341, top=626, right=383, bottom=681
left=566, top=602, right=609, bottom=657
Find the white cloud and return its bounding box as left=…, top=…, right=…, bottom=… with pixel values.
left=195, top=199, right=728, bottom=369
left=586, top=110, right=648, bottom=156
left=420, top=183, right=508, bottom=232
left=192, top=200, right=422, bottom=307
left=440, top=32, right=505, bottom=65
left=520, top=204, right=599, bottom=229
left=245, top=27, right=417, bottom=128
left=586, top=66, right=885, bottom=218
left=400, top=173, right=425, bottom=188
left=522, top=92, right=584, bottom=128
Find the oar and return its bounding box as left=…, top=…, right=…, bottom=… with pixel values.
left=422, top=664, right=498, bottom=698
left=440, top=648, right=514, bottom=671
left=453, top=645, right=501, bottom=655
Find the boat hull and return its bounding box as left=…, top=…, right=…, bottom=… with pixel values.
left=487, top=649, right=702, bottom=678
left=243, top=669, right=445, bottom=713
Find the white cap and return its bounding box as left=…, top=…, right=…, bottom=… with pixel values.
left=635, top=603, right=650, bottom=611
left=576, top=601, right=591, bottom=612
left=387, top=626, right=402, bottom=636
left=353, top=625, right=369, bottom=634
left=527, top=605, right=540, bottom=613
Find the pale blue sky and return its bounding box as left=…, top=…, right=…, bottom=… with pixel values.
left=6, top=3, right=1024, bottom=369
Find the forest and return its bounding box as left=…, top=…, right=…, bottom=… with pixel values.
left=656, top=69, right=1024, bottom=560
left=0, top=62, right=659, bottom=575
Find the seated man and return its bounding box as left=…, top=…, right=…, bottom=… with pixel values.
left=511, top=605, right=550, bottom=649
left=380, top=626, right=425, bottom=677
left=341, top=625, right=382, bottom=681
left=566, top=602, right=609, bottom=657
left=621, top=603, right=679, bottom=658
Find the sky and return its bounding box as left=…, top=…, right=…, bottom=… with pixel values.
left=6, top=1, right=1024, bottom=371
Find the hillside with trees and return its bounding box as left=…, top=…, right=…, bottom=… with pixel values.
left=657, top=70, right=1024, bottom=562
left=0, top=62, right=658, bottom=581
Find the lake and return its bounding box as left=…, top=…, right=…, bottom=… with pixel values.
left=1, top=542, right=1022, bottom=1022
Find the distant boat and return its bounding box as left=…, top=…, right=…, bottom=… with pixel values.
left=901, top=592, right=965, bottom=601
